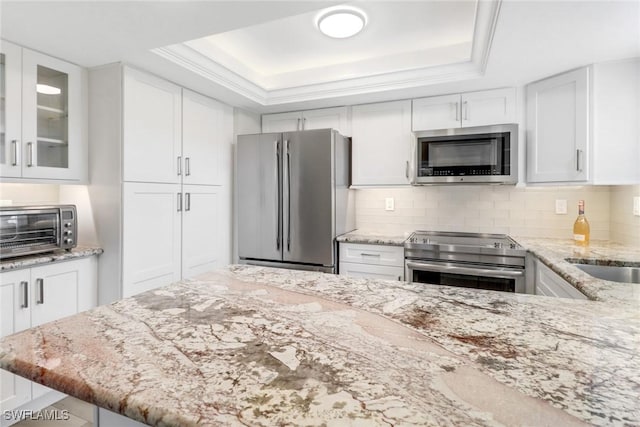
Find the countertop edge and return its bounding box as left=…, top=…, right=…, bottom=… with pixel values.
left=0, top=247, right=104, bottom=272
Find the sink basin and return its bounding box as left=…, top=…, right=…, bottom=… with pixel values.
left=573, top=264, right=640, bottom=284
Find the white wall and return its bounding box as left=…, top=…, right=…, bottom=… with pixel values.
left=610, top=185, right=640, bottom=246
left=355, top=185, right=611, bottom=240
left=0, top=183, right=59, bottom=205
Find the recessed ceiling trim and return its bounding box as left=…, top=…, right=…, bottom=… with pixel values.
left=153, top=0, right=502, bottom=106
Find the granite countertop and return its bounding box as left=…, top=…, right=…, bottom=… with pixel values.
left=0, top=246, right=104, bottom=272
left=513, top=237, right=640, bottom=304
left=336, top=229, right=410, bottom=246
left=1, top=265, right=639, bottom=426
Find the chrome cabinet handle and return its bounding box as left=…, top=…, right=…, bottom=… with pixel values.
left=177, top=156, right=182, bottom=176
left=405, top=161, right=409, bottom=179
left=297, top=118, right=301, bottom=131
left=360, top=253, right=381, bottom=257
left=286, top=140, right=291, bottom=252
left=576, top=149, right=583, bottom=172
left=27, top=142, right=34, bottom=167
left=177, top=193, right=182, bottom=212
left=36, top=279, right=44, bottom=304
left=302, top=117, right=306, bottom=130
left=463, top=101, right=469, bottom=121
left=11, top=140, right=18, bottom=166
left=275, top=140, right=281, bottom=251
left=185, top=192, right=191, bottom=211
left=455, top=102, right=459, bottom=121
left=185, top=157, right=191, bottom=176
left=20, top=281, right=29, bottom=308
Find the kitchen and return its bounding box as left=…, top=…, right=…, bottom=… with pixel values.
left=1, top=0, right=639, bottom=426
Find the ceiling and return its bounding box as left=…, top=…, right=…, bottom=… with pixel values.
left=1, top=1, right=639, bottom=113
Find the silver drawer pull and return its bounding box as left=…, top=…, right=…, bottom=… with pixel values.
left=360, top=253, right=381, bottom=257
left=21, top=281, right=29, bottom=308
left=36, top=278, right=44, bottom=304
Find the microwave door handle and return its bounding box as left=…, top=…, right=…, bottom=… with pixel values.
left=406, top=261, right=524, bottom=279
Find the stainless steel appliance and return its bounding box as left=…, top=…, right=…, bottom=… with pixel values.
left=405, top=231, right=527, bottom=293
left=237, top=129, right=354, bottom=273
left=0, top=205, right=77, bottom=259
left=412, top=124, right=518, bottom=184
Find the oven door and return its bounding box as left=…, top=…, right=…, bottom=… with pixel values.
left=405, top=260, right=525, bottom=293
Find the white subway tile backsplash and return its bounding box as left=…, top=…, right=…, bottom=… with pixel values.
left=355, top=185, right=616, bottom=241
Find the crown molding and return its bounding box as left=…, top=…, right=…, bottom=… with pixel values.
left=153, top=0, right=502, bottom=107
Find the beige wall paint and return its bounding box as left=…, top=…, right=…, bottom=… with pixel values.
left=610, top=185, right=640, bottom=247
left=355, top=185, right=611, bottom=240
left=0, top=183, right=60, bottom=205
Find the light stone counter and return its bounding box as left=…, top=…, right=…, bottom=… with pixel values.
left=1, top=265, right=639, bottom=426
left=0, top=246, right=104, bottom=272
left=513, top=237, right=640, bottom=304
left=336, top=229, right=410, bottom=246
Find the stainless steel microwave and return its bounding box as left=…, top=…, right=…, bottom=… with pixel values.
left=0, top=205, right=77, bottom=259
left=412, top=124, right=518, bottom=184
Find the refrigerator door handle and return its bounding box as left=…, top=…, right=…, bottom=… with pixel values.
left=285, top=140, right=291, bottom=252
left=275, top=140, right=281, bottom=250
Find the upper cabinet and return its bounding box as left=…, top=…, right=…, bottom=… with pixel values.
left=262, top=106, right=350, bottom=136
left=412, top=88, right=516, bottom=131
left=351, top=100, right=412, bottom=186
left=0, top=40, right=87, bottom=182
left=526, top=59, right=639, bottom=185
left=122, top=70, right=233, bottom=186
left=526, top=67, right=589, bottom=183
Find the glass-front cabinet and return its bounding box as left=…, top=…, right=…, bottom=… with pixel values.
left=0, top=40, right=86, bottom=181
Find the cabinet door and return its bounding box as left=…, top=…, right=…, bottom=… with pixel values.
left=21, top=49, right=87, bottom=181
left=182, top=185, right=230, bottom=278
left=339, top=262, right=404, bottom=281
left=261, top=111, right=302, bottom=133
left=526, top=67, right=589, bottom=183
left=352, top=100, right=412, bottom=186
left=123, top=68, right=181, bottom=184
left=302, top=107, right=350, bottom=136
left=0, top=41, right=23, bottom=178
left=535, top=261, right=587, bottom=300
left=123, top=182, right=182, bottom=297
left=462, top=88, right=516, bottom=127
left=0, top=269, right=31, bottom=411
left=182, top=90, right=232, bottom=186
left=412, top=94, right=461, bottom=131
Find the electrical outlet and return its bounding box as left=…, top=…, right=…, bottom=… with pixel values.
left=385, top=197, right=395, bottom=211
left=633, top=196, right=640, bottom=216
left=555, top=199, right=567, bottom=214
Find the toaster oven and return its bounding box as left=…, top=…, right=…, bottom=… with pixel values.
left=0, top=205, right=77, bottom=259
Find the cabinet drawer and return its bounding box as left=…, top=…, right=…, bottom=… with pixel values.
left=339, top=262, right=404, bottom=281
left=339, top=243, right=404, bottom=267
left=536, top=261, right=587, bottom=300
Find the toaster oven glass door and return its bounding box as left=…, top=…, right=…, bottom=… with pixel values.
left=0, top=211, right=59, bottom=254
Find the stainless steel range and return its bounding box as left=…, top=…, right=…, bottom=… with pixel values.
left=404, top=231, right=527, bottom=293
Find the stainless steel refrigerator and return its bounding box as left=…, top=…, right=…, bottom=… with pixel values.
left=237, top=129, right=354, bottom=273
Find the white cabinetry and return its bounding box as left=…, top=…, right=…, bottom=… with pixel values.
left=351, top=100, right=412, bottom=186
left=0, top=40, right=87, bottom=182
left=262, top=106, right=350, bottom=136
left=0, top=257, right=97, bottom=415
left=412, top=88, right=516, bottom=131
left=526, top=67, right=590, bottom=183
left=89, top=65, right=233, bottom=304
left=534, top=259, right=587, bottom=300
left=339, top=243, right=404, bottom=281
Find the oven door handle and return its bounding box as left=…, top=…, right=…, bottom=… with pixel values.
left=406, top=261, right=524, bottom=278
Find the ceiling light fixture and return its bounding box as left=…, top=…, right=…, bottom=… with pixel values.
left=317, top=8, right=366, bottom=39
left=36, top=84, right=61, bottom=95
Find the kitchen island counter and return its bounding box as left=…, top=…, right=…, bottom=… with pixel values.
left=1, top=265, right=638, bottom=426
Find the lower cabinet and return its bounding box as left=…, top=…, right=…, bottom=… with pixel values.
left=0, top=257, right=98, bottom=419
left=534, top=259, right=587, bottom=300
left=339, top=243, right=404, bottom=281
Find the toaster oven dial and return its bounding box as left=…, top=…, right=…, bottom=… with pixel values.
left=65, top=238, right=74, bottom=245
left=65, top=222, right=72, bottom=228
left=64, top=230, right=73, bottom=236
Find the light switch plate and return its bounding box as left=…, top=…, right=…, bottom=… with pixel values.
left=555, top=199, right=567, bottom=215
left=633, top=196, right=640, bottom=216
left=385, top=197, right=395, bottom=211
